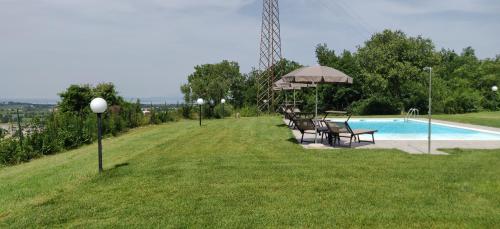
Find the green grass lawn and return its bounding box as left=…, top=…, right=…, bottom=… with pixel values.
left=1, top=117, right=500, bottom=227
left=433, top=111, right=500, bottom=128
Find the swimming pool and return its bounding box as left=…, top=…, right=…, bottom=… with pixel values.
left=326, top=118, right=500, bottom=141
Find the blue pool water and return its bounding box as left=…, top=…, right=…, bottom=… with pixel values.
left=327, top=118, right=500, bottom=140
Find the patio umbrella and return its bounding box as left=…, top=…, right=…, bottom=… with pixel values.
left=282, top=65, right=353, bottom=144
left=273, top=79, right=313, bottom=108
left=282, top=65, right=353, bottom=118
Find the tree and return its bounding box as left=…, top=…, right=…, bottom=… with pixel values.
left=241, top=69, right=259, bottom=107
left=180, top=60, right=245, bottom=112
left=356, top=30, right=437, bottom=106
left=58, top=84, right=94, bottom=114
left=316, top=45, right=362, bottom=111
left=315, top=30, right=439, bottom=114
left=93, top=83, right=124, bottom=106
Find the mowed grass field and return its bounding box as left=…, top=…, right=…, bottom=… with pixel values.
left=1, top=116, right=500, bottom=227
left=434, top=111, right=500, bottom=128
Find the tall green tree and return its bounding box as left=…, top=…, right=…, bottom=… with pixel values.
left=356, top=30, right=437, bottom=106
left=58, top=84, right=94, bottom=114
left=316, top=45, right=362, bottom=111
left=180, top=60, right=245, bottom=109
left=93, top=83, right=124, bottom=106
left=315, top=30, right=440, bottom=114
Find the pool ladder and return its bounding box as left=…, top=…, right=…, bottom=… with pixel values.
left=405, top=108, right=419, bottom=122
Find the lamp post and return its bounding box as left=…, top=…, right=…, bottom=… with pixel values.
left=197, top=98, right=204, bottom=126
left=221, top=99, right=226, bottom=119
left=264, top=99, right=268, bottom=112
left=493, top=86, right=498, bottom=109
left=209, top=99, right=214, bottom=117
left=424, top=67, right=432, bottom=154
left=90, top=98, right=108, bottom=173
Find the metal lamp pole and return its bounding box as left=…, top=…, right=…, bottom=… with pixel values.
left=97, top=113, right=103, bottom=172
left=493, top=85, right=498, bottom=108
left=424, top=67, right=432, bottom=154
left=197, top=98, right=204, bottom=126
left=221, top=99, right=226, bottom=119
left=263, top=100, right=268, bottom=115
left=210, top=100, right=214, bottom=118
left=90, top=98, right=108, bottom=173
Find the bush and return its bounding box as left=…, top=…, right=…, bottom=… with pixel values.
left=0, top=83, right=184, bottom=167
left=158, top=109, right=176, bottom=122
left=0, top=128, right=5, bottom=139
left=443, top=91, right=483, bottom=114
left=148, top=108, right=161, bottom=125
left=214, top=104, right=233, bottom=119
left=201, top=105, right=215, bottom=119
left=350, top=97, right=402, bottom=115
left=0, top=138, right=22, bottom=165
left=179, top=104, right=194, bottom=119
left=237, top=106, right=259, bottom=117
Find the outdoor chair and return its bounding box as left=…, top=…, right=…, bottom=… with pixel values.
left=292, top=118, right=317, bottom=143
left=311, top=118, right=329, bottom=142
left=325, top=121, right=377, bottom=147
left=281, top=105, right=293, bottom=115
left=286, top=110, right=297, bottom=128
left=287, top=110, right=316, bottom=129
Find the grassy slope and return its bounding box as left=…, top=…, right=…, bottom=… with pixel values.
left=0, top=117, right=499, bottom=228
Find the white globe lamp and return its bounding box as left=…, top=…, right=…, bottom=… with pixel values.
left=90, top=98, right=107, bottom=113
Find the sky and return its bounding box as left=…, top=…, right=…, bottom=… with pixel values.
left=1, top=0, right=499, bottom=103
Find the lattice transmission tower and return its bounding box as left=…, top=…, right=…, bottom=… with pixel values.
left=257, top=0, right=282, bottom=112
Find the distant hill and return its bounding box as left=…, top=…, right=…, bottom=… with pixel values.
left=0, top=96, right=184, bottom=106
left=125, top=96, right=184, bottom=105
left=0, top=98, right=59, bottom=105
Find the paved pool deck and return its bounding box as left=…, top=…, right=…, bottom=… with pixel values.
left=287, top=118, right=500, bottom=155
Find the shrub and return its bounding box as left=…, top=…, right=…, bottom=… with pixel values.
left=179, top=104, right=194, bottom=119
left=0, top=128, right=5, bottom=139
left=214, top=104, right=233, bottom=119
left=0, top=138, right=21, bottom=165
left=443, top=91, right=483, bottom=114
left=237, top=106, right=259, bottom=117
left=0, top=83, right=183, bottom=167
left=201, top=105, right=215, bottom=119
left=158, top=109, right=175, bottom=122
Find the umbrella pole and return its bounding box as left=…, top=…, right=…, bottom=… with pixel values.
left=315, top=85, right=318, bottom=118
left=293, top=89, right=296, bottom=108
left=285, top=91, right=288, bottom=107
left=315, top=84, right=318, bottom=143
